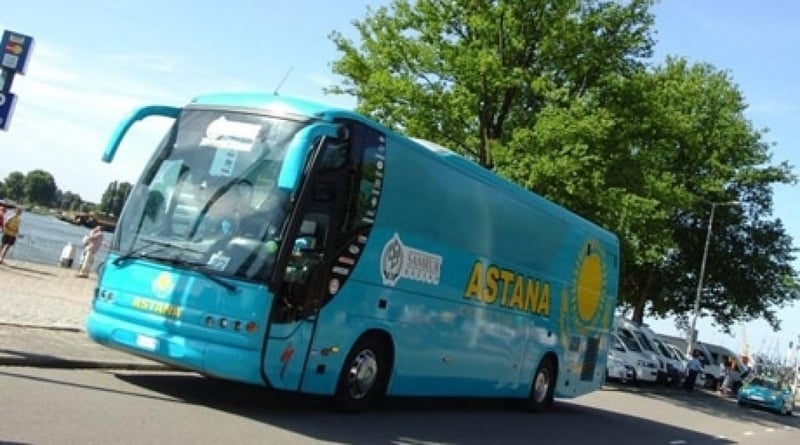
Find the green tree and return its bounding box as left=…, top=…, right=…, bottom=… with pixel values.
left=99, top=181, right=133, bottom=216
left=23, top=169, right=58, bottom=206
left=3, top=171, right=25, bottom=202
left=329, top=0, right=654, bottom=167
left=57, top=190, right=83, bottom=211
left=496, top=58, right=799, bottom=331
left=329, top=1, right=799, bottom=331
left=603, top=59, right=798, bottom=331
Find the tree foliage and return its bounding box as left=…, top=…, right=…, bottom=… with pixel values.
left=2, top=171, right=25, bottom=202
left=0, top=171, right=131, bottom=217
left=98, top=180, right=133, bottom=217
left=329, top=0, right=799, bottom=332
left=329, top=0, right=654, bottom=167
left=23, top=169, right=58, bottom=206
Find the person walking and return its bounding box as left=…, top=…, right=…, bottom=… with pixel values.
left=683, top=351, right=703, bottom=391
left=76, top=225, right=104, bottom=278
left=0, top=207, right=22, bottom=264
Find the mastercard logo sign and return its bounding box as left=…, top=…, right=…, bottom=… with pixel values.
left=5, top=42, right=23, bottom=55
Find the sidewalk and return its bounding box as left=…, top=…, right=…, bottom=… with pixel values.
left=0, top=260, right=168, bottom=369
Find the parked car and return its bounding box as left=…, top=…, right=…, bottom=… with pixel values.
left=615, top=319, right=666, bottom=383
left=611, top=331, right=658, bottom=383
left=655, top=334, right=717, bottom=388
left=663, top=342, right=706, bottom=388
left=737, top=376, right=795, bottom=415
left=606, top=350, right=635, bottom=383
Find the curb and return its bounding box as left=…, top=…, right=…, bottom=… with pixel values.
left=0, top=322, right=174, bottom=371
left=0, top=356, right=174, bottom=371
left=0, top=321, right=83, bottom=332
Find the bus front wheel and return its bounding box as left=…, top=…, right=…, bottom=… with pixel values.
left=524, top=356, right=556, bottom=413
left=334, top=335, right=389, bottom=413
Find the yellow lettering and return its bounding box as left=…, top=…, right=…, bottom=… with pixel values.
left=509, top=275, right=526, bottom=310
left=499, top=269, right=515, bottom=307
left=484, top=266, right=500, bottom=304
left=130, top=297, right=182, bottom=319
left=462, top=259, right=552, bottom=318
left=536, top=283, right=551, bottom=316
left=464, top=262, right=484, bottom=301
left=524, top=278, right=538, bottom=312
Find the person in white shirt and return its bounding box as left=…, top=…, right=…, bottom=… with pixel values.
left=683, top=352, right=703, bottom=391
left=76, top=225, right=104, bottom=278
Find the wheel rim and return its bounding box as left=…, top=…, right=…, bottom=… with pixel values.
left=533, top=366, right=551, bottom=404
left=345, top=349, right=378, bottom=400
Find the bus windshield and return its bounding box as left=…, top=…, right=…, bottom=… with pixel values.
left=115, top=108, right=309, bottom=282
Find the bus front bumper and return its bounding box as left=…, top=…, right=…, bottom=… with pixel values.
left=86, top=311, right=265, bottom=386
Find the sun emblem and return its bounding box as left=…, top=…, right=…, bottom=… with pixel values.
left=151, top=271, right=175, bottom=299
left=563, top=240, right=609, bottom=332
left=576, top=245, right=604, bottom=324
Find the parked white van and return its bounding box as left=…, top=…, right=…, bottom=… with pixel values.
left=611, top=331, right=658, bottom=383
left=662, top=342, right=702, bottom=388
left=606, top=348, right=635, bottom=383
left=616, top=318, right=668, bottom=383
left=636, top=323, right=684, bottom=385
left=656, top=334, right=713, bottom=388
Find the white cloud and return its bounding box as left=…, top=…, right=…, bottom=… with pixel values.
left=0, top=41, right=187, bottom=202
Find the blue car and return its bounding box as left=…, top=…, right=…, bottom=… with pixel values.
left=737, top=376, right=795, bottom=415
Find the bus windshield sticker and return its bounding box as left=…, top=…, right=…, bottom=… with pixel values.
left=201, top=116, right=260, bottom=152
left=207, top=251, right=231, bottom=270
left=209, top=149, right=238, bottom=177
left=381, top=233, right=442, bottom=287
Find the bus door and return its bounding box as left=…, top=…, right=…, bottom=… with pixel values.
left=261, top=121, right=380, bottom=391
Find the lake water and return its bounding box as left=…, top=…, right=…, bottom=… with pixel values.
left=4, top=212, right=110, bottom=268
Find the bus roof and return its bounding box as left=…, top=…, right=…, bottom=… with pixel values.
left=189, top=92, right=349, bottom=118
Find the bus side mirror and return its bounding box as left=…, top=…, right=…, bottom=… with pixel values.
left=103, top=105, right=180, bottom=163
left=277, top=123, right=341, bottom=191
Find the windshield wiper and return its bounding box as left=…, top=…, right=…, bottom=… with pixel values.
left=113, top=239, right=176, bottom=266
left=113, top=239, right=204, bottom=266
left=160, top=257, right=238, bottom=293
left=112, top=238, right=236, bottom=293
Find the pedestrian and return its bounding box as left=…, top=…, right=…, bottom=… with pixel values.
left=683, top=351, right=703, bottom=391
left=76, top=225, right=104, bottom=278
left=0, top=204, right=5, bottom=231
left=719, top=357, right=736, bottom=395
left=0, top=207, right=22, bottom=264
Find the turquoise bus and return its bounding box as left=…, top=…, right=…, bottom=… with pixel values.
left=87, top=92, right=619, bottom=412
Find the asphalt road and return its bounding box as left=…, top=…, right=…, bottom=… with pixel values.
left=1, top=368, right=797, bottom=445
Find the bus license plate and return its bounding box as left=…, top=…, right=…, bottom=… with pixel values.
left=135, top=334, right=157, bottom=351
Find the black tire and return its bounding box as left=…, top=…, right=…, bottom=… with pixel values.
left=523, top=356, right=556, bottom=413
left=334, top=335, right=390, bottom=413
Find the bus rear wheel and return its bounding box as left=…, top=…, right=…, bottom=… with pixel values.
left=334, top=335, right=389, bottom=413
left=523, top=356, right=556, bottom=413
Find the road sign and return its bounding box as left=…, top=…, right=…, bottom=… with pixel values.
left=1, top=30, right=34, bottom=75
left=0, top=91, right=18, bottom=131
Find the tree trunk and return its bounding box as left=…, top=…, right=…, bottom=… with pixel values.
left=631, top=271, right=655, bottom=323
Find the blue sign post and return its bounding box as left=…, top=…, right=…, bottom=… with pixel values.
left=1, top=30, right=34, bottom=75
left=0, top=30, right=34, bottom=131
left=0, top=91, right=18, bottom=131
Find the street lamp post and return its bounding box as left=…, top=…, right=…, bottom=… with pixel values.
left=686, top=201, right=740, bottom=356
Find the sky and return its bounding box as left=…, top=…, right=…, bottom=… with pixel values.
left=2, top=1, right=798, bottom=359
